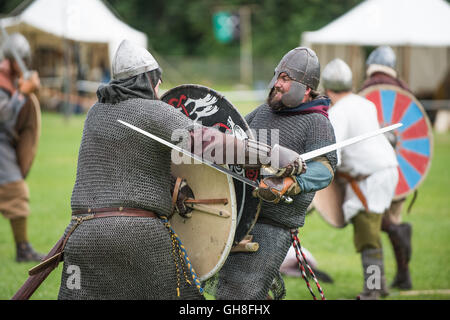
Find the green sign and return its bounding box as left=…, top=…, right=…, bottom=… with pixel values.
left=213, top=11, right=237, bottom=44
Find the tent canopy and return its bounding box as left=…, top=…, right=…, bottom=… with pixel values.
left=301, top=0, right=450, bottom=97
left=302, top=0, right=450, bottom=47
left=1, top=0, right=147, bottom=62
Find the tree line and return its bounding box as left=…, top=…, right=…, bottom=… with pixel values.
left=1, top=0, right=363, bottom=59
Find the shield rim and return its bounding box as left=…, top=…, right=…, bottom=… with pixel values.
left=169, top=163, right=237, bottom=282
left=202, top=170, right=237, bottom=281
left=161, top=83, right=258, bottom=238
left=15, top=92, right=41, bottom=178
left=163, top=84, right=244, bottom=281
left=358, top=84, right=434, bottom=200
left=312, top=178, right=348, bottom=229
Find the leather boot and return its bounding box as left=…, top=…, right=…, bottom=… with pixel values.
left=16, top=242, right=45, bottom=262
left=387, top=223, right=412, bottom=289
left=357, top=248, right=389, bottom=300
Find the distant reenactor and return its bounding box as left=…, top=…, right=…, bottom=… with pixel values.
left=0, top=33, right=43, bottom=262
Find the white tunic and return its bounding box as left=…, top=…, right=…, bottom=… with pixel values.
left=328, top=93, right=399, bottom=221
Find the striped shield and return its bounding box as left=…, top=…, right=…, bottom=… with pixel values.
left=359, top=84, right=433, bottom=199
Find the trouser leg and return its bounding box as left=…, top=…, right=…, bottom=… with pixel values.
left=10, top=217, right=44, bottom=262
left=352, top=211, right=388, bottom=299
left=382, top=199, right=413, bottom=290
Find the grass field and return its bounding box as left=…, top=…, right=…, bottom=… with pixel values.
left=0, top=108, right=449, bottom=300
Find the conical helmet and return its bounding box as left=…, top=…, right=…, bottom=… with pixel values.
left=1, top=33, right=32, bottom=67
left=112, top=40, right=159, bottom=80
left=366, top=45, right=396, bottom=69
left=269, top=47, right=320, bottom=91
left=268, top=47, right=321, bottom=108
left=322, top=58, right=353, bottom=92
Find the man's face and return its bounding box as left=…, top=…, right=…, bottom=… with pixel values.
left=268, top=72, right=292, bottom=110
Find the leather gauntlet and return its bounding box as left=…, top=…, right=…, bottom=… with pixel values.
left=253, top=176, right=301, bottom=204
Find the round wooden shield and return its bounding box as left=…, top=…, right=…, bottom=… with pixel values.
left=161, top=84, right=260, bottom=245
left=312, top=177, right=347, bottom=228
left=14, top=93, right=41, bottom=178
left=170, top=163, right=237, bottom=281
left=359, top=85, right=433, bottom=200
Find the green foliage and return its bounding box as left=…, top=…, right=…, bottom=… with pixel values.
left=104, top=0, right=364, bottom=58
left=0, top=0, right=364, bottom=61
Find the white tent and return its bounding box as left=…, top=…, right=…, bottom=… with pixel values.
left=301, top=0, right=450, bottom=97
left=1, top=0, right=147, bottom=67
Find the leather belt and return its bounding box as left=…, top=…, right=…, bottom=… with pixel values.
left=337, top=172, right=369, bottom=212
left=72, top=207, right=158, bottom=218
left=28, top=207, right=157, bottom=276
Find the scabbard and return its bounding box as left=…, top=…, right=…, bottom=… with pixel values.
left=11, top=234, right=65, bottom=300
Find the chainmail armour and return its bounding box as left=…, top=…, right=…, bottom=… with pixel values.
left=207, top=102, right=337, bottom=300
left=59, top=73, right=204, bottom=299
left=248, top=103, right=337, bottom=229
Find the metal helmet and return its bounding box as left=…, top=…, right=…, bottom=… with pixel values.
left=112, top=40, right=159, bottom=80
left=366, top=45, right=396, bottom=69
left=1, top=33, right=32, bottom=67
left=321, top=58, right=353, bottom=92
left=268, top=47, right=320, bottom=108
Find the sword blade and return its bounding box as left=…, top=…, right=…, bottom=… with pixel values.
left=117, top=120, right=259, bottom=188
left=300, top=123, right=403, bottom=161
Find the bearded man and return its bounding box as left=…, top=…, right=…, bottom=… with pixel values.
left=209, top=47, right=337, bottom=300
left=54, top=40, right=308, bottom=300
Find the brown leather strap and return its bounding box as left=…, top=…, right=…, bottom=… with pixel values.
left=184, top=198, right=228, bottom=205
left=72, top=207, right=157, bottom=217
left=338, top=172, right=369, bottom=211
left=12, top=234, right=65, bottom=300
left=32, top=209, right=157, bottom=275
left=171, top=177, right=183, bottom=209
left=13, top=208, right=158, bottom=300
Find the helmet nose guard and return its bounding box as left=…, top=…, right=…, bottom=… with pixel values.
left=268, top=47, right=320, bottom=108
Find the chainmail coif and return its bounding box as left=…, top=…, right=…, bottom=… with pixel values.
left=59, top=73, right=204, bottom=300
left=205, top=101, right=337, bottom=300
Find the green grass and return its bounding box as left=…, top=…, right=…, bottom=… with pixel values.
left=0, top=109, right=449, bottom=300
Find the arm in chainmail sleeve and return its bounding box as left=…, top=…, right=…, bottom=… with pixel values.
left=303, top=114, right=338, bottom=171
left=295, top=156, right=334, bottom=193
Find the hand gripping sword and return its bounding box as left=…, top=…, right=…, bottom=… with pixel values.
left=117, top=120, right=402, bottom=204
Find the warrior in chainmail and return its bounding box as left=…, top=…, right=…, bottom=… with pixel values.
left=0, top=33, right=43, bottom=262
left=57, top=40, right=306, bottom=300
left=207, top=47, right=337, bottom=300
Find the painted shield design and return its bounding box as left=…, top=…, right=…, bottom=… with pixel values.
left=359, top=84, right=433, bottom=200
left=161, top=84, right=258, bottom=279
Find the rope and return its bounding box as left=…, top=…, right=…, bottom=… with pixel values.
left=291, top=229, right=325, bottom=300
left=160, top=216, right=204, bottom=296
